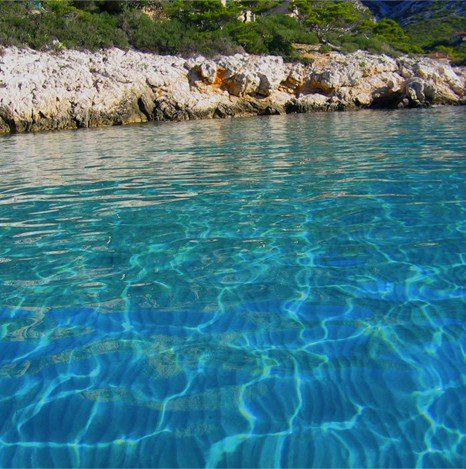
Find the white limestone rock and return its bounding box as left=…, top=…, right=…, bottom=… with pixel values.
left=0, top=46, right=464, bottom=134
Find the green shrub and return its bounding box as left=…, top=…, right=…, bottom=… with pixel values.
left=262, top=14, right=318, bottom=45
left=0, top=0, right=128, bottom=49
left=405, top=14, right=466, bottom=61
left=119, top=9, right=239, bottom=56
left=405, top=15, right=466, bottom=49
left=186, top=30, right=242, bottom=57
left=227, top=23, right=268, bottom=54
left=373, top=18, right=407, bottom=43
left=341, top=41, right=358, bottom=54
left=167, top=0, right=237, bottom=31
left=236, top=0, right=281, bottom=14
left=319, top=44, right=332, bottom=53
left=293, top=0, right=373, bottom=42
left=0, top=0, right=462, bottom=61
left=227, top=14, right=317, bottom=56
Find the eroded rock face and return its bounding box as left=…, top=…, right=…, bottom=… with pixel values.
left=0, top=47, right=464, bottom=134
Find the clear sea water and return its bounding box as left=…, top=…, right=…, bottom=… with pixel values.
left=0, top=107, right=465, bottom=468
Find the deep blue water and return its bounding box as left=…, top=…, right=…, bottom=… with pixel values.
left=0, top=108, right=465, bottom=468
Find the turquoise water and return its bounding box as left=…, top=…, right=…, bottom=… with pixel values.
left=0, top=108, right=465, bottom=467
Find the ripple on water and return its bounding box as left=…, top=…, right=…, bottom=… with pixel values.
left=0, top=108, right=465, bottom=467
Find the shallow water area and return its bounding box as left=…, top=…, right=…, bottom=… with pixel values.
left=0, top=108, right=465, bottom=467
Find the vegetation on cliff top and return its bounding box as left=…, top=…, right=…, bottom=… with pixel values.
left=0, top=0, right=464, bottom=63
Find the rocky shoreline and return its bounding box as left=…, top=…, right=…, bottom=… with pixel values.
left=0, top=46, right=464, bottom=135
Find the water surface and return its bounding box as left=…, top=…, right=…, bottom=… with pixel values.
left=0, top=108, right=465, bottom=467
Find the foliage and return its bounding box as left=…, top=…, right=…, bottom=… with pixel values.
left=236, top=0, right=281, bottom=14
left=0, top=0, right=462, bottom=62
left=0, top=0, right=128, bottom=49
left=372, top=18, right=421, bottom=54
left=227, top=14, right=317, bottom=55
left=405, top=14, right=466, bottom=62
left=119, top=8, right=240, bottom=55
left=291, top=0, right=373, bottom=41
left=119, top=10, right=183, bottom=53
left=290, top=0, right=425, bottom=55
left=373, top=18, right=407, bottom=43
left=167, top=0, right=237, bottom=31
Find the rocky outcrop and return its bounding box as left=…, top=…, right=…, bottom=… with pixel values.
left=0, top=47, right=464, bottom=134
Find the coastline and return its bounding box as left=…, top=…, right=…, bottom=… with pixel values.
left=0, top=47, right=464, bottom=135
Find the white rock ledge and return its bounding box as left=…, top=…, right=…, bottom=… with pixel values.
left=0, top=47, right=464, bottom=134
